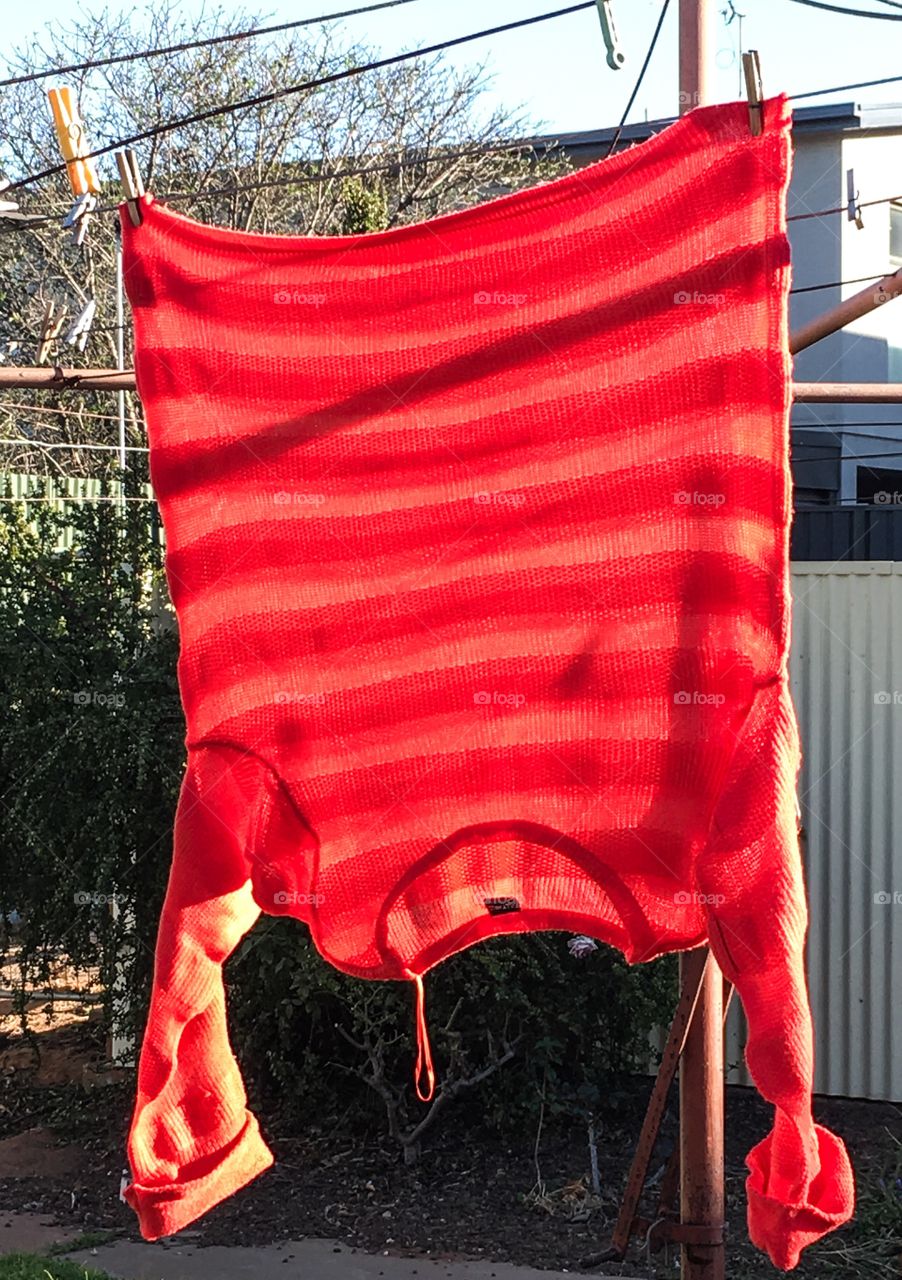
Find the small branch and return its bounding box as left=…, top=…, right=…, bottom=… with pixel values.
left=532, top=1066, right=547, bottom=1198
left=403, top=1035, right=524, bottom=1150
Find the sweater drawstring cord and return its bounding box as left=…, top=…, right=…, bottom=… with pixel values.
left=404, top=969, right=435, bottom=1102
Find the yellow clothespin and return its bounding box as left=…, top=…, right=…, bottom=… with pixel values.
left=36, top=300, right=68, bottom=365
left=47, top=87, right=100, bottom=196
left=742, top=51, right=763, bottom=137
left=116, top=150, right=145, bottom=227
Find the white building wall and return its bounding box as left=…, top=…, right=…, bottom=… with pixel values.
left=790, top=125, right=902, bottom=502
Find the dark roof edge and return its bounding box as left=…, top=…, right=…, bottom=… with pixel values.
left=525, top=100, right=902, bottom=155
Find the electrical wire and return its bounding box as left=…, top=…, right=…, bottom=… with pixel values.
left=792, top=448, right=902, bottom=462
left=606, top=0, right=671, bottom=158
left=789, top=272, right=889, bottom=293
left=787, top=0, right=902, bottom=17
left=0, top=400, right=134, bottom=425
left=792, top=421, right=902, bottom=434
left=790, top=72, right=902, bottom=99
left=0, top=494, right=155, bottom=502
left=789, top=191, right=902, bottom=222
left=7, top=426, right=902, bottom=458
left=4, top=3, right=596, bottom=193
left=0, top=0, right=426, bottom=89
left=0, top=138, right=565, bottom=231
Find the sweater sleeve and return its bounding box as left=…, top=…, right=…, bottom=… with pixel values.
left=124, top=745, right=275, bottom=1240
left=696, top=679, right=855, bottom=1271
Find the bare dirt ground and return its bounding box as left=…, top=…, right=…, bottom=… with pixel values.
left=0, top=1008, right=899, bottom=1280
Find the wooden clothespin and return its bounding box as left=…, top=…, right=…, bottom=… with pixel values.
left=47, top=87, right=100, bottom=196
left=63, top=191, right=97, bottom=247
left=65, top=298, right=96, bottom=352
left=742, top=50, right=764, bottom=136
left=846, top=169, right=864, bottom=229
left=116, top=150, right=145, bottom=227
left=36, top=300, right=68, bottom=365
left=595, top=0, right=625, bottom=70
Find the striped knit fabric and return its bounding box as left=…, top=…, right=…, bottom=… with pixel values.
left=121, top=96, right=854, bottom=1266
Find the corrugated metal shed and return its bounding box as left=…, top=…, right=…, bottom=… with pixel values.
left=727, top=561, right=902, bottom=1101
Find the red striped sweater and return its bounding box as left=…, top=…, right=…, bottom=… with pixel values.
left=121, top=95, right=854, bottom=1267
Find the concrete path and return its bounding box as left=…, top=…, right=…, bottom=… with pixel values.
left=0, top=1212, right=643, bottom=1279
left=63, top=1237, right=643, bottom=1280
left=0, top=1210, right=82, bottom=1254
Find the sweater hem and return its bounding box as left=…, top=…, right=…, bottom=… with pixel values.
left=125, top=1112, right=273, bottom=1241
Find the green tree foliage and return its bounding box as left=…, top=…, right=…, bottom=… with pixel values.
left=0, top=484, right=180, bottom=1038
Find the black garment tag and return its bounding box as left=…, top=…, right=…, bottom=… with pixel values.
left=484, top=896, right=520, bottom=916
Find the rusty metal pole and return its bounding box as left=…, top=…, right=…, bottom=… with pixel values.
left=679, top=948, right=725, bottom=1279
left=678, top=6, right=725, bottom=1280
left=790, top=268, right=902, bottom=354
left=679, top=0, right=710, bottom=112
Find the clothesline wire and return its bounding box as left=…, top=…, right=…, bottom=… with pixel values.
left=0, top=437, right=148, bottom=453
left=7, top=433, right=902, bottom=461
left=6, top=130, right=902, bottom=236
left=0, top=141, right=574, bottom=232
left=605, top=0, right=671, bottom=158
left=789, top=272, right=888, bottom=293
left=0, top=0, right=426, bottom=89
left=789, top=70, right=902, bottom=99
left=787, top=0, right=902, bottom=18
left=792, top=448, right=902, bottom=462
left=0, top=399, right=133, bottom=425
left=788, top=190, right=902, bottom=221
left=0, top=494, right=154, bottom=503
left=5, top=167, right=901, bottom=260
left=0, top=263, right=891, bottom=361
left=0, top=269, right=893, bottom=366
left=12, top=495, right=902, bottom=508
left=3, top=3, right=596, bottom=193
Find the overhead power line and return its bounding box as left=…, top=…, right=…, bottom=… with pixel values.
left=606, top=0, right=671, bottom=158
left=790, top=70, right=902, bottom=98
left=788, top=0, right=902, bottom=17
left=789, top=273, right=888, bottom=294
left=0, top=0, right=426, bottom=89
left=5, top=3, right=596, bottom=193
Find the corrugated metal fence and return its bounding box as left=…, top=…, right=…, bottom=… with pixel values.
left=727, top=561, right=902, bottom=1101
left=1, top=472, right=157, bottom=550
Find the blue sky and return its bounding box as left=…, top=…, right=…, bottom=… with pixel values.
left=3, top=0, right=902, bottom=135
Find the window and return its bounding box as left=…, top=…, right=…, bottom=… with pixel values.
left=890, top=202, right=902, bottom=264
left=857, top=465, right=902, bottom=506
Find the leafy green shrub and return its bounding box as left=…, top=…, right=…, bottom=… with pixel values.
left=0, top=479, right=179, bottom=1041
left=228, top=917, right=676, bottom=1145
left=0, top=480, right=676, bottom=1144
